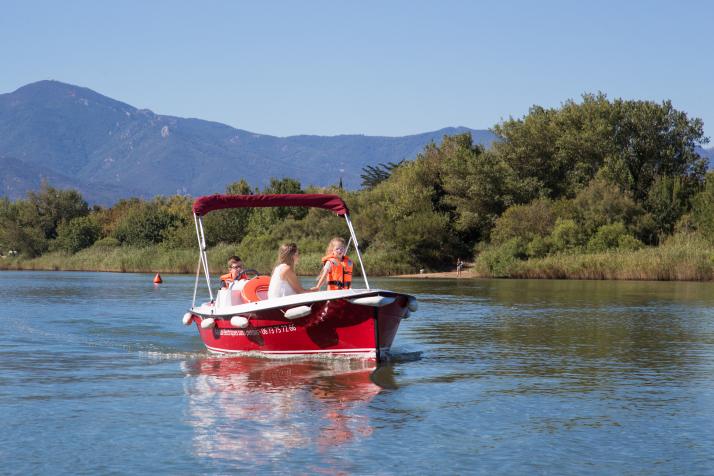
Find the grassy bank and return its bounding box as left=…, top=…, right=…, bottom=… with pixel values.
left=475, top=234, right=714, bottom=281
left=0, top=242, right=415, bottom=276
left=5, top=234, right=713, bottom=281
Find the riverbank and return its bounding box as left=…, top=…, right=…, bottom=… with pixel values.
left=395, top=265, right=479, bottom=279
left=0, top=243, right=413, bottom=277
left=3, top=234, right=714, bottom=281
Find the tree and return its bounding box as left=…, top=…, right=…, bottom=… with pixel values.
left=491, top=93, right=709, bottom=205
left=360, top=160, right=404, bottom=189
left=112, top=203, right=180, bottom=246
left=246, top=178, right=307, bottom=236
left=54, top=216, right=101, bottom=253
left=690, top=172, right=714, bottom=242
left=604, top=99, right=708, bottom=202
left=25, top=182, right=90, bottom=240
left=203, top=179, right=254, bottom=245
left=490, top=199, right=557, bottom=245
left=491, top=94, right=615, bottom=200
left=571, top=178, right=647, bottom=239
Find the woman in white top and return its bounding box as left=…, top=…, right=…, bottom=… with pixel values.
left=268, top=242, right=316, bottom=299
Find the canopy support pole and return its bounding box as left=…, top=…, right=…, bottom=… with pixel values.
left=193, top=213, right=214, bottom=302
left=344, top=214, right=370, bottom=289
left=192, top=256, right=201, bottom=308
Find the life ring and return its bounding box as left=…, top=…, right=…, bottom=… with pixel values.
left=241, top=275, right=271, bottom=302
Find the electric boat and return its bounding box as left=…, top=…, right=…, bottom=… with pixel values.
left=182, top=193, right=417, bottom=361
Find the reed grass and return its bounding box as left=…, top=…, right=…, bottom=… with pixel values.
left=491, top=234, right=714, bottom=281
left=7, top=234, right=711, bottom=281
left=0, top=241, right=419, bottom=277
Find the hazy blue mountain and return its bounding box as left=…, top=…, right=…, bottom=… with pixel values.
left=0, top=80, right=498, bottom=204
left=696, top=146, right=714, bottom=168
left=0, top=156, right=144, bottom=204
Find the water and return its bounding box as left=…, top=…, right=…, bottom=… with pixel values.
left=1, top=272, right=714, bottom=475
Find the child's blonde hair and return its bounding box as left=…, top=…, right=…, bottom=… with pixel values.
left=325, top=237, right=347, bottom=256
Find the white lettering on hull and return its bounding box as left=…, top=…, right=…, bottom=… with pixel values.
left=218, top=324, right=297, bottom=337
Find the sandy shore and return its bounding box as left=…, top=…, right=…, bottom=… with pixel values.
left=395, top=268, right=477, bottom=279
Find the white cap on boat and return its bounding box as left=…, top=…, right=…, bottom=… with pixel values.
left=284, top=305, right=312, bottom=320
left=182, top=312, right=193, bottom=325
left=230, top=316, right=249, bottom=328
left=200, top=317, right=216, bottom=329
left=349, top=295, right=396, bottom=307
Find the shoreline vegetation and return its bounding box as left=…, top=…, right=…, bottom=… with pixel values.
left=2, top=233, right=714, bottom=281
left=2, top=93, right=714, bottom=281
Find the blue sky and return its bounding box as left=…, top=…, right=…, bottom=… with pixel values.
left=1, top=0, right=712, bottom=140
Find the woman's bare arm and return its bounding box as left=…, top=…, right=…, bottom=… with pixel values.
left=283, top=266, right=313, bottom=293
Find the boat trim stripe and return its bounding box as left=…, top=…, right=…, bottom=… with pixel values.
left=204, top=344, right=375, bottom=355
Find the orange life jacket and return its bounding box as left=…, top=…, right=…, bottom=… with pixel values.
left=220, top=272, right=248, bottom=288
left=321, top=254, right=353, bottom=290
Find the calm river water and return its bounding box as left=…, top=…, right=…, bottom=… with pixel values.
left=1, top=271, right=714, bottom=475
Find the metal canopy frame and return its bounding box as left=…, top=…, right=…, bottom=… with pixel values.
left=190, top=210, right=370, bottom=308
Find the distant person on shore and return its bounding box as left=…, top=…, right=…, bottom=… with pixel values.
left=315, top=237, right=353, bottom=290
left=268, top=243, right=316, bottom=299
left=456, top=258, right=464, bottom=277
left=220, top=256, right=249, bottom=289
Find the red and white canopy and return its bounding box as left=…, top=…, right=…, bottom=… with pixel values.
left=192, top=194, right=349, bottom=216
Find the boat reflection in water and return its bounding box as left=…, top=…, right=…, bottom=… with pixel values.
left=182, top=356, right=390, bottom=462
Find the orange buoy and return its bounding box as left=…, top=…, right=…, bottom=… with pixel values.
left=153, top=273, right=163, bottom=284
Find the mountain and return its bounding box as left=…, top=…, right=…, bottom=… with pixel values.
left=0, top=80, right=498, bottom=204
left=696, top=146, right=714, bottom=168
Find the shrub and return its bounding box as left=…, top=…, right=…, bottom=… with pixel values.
left=526, top=235, right=552, bottom=258
left=491, top=199, right=557, bottom=245
left=93, top=237, right=121, bottom=248
left=691, top=173, right=714, bottom=243
left=572, top=178, right=645, bottom=236
left=586, top=222, right=642, bottom=252
left=53, top=216, right=101, bottom=253
left=617, top=234, right=644, bottom=251
left=475, top=238, right=526, bottom=277
left=550, top=218, right=582, bottom=252
left=113, top=205, right=179, bottom=246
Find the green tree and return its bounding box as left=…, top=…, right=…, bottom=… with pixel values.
left=586, top=222, right=642, bottom=252
left=492, top=94, right=615, bottom=200
left=438, top=135, right=524, bottom=243
left=491, top=93, right=709, bottom=205
left=571, top=178, right=648, bottom=240
left=26, top=182, right=90, bottom=240
left=690, top=172, right=714, bottom=242
left=112, top=203, right=180, bottom=246
left=490, top=199, right=557, bottom=245
left=644, top=175, right=689, bottom=240
left=246, top=178, right=307, bottom=237
left=54, top=216, right=101, bottom=253
left=360, top=160, right=404, bottom=189
left=550, top=218, right=582, bottom=253
left=203, top=179, right=255, bottom=245
left=603, top=99, right=708, bottom=202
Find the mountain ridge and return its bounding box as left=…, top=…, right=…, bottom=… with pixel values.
left=0, top=80, right=497, bottom=204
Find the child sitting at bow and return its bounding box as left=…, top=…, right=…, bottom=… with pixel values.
left=315, top=237, right=354, bottom=290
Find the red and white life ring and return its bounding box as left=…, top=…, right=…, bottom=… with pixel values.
left=241, top=275, right=271, bottom=302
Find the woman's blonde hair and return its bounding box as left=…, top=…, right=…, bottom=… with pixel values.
left=325, top=237, right=346, bottom=256
left=276, top=242, right=299, bottom=267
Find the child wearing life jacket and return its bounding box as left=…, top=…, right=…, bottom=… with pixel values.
left=219, top=255, right=249, bottom=289
left=315, top=237, right=353, bottom=290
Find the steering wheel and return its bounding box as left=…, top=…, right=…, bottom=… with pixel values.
left=242, top=269, right=261, bottom=279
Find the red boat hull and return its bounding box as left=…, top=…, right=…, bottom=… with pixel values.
left=189, top=296, right=409, bottom=361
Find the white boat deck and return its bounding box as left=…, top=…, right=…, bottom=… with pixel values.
left=191, top=288, right=405, bottom=317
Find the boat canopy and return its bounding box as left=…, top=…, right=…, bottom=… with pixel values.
left=192, top=193, right=349, bottom=217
